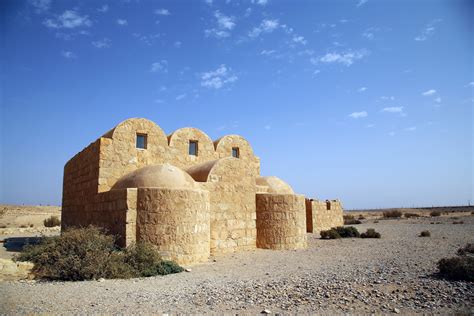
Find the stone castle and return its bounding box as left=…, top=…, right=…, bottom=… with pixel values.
left=62, top=118, right=343, bottom=265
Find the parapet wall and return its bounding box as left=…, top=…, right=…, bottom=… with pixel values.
left=256, top=194, right=307, bottom=250
left=306, top=199, right=344, bottom=234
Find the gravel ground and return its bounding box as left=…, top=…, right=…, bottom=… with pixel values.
left=1, top=215, right=473, bottom=315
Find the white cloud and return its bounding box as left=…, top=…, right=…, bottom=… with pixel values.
left=154, top=99, right=164, bottom=104
left=380, top=96, right=395, bottom=101
left=319, top=50, right=368, bottom=66
left=150, top=60, right=168, bottom=73
left=174, top=41, right=182, bottom=48
left=356, top=0, right=368, bottom=7
left=201, top=64, right=238, bottom=89
left=422, top=89, right=436, bottom=96
left=249, top=19, right=279, bottom=38
left=61, top=50, right=76, bottom=59
left=30, top=0, right=51, bottom=14
left=465, top=82, right=474, bottom=87
left=43, top=10, right=92, bottom=29
left=382, top=106, right=404, bottom=113
left=434, top=97, right=441, bottom=103
left=261, top=49, right=276, bottom=56
left=205, top=11, right=236, bottom=38
left=253, top=0, right=269, bottom=5
left=92, top=38, right=111, bottom=48
left=175, top=94, right=186, bottom=101
left=155, top=9, right=170, bottom=16
left=205, top=0, right=213, bottom=4
left=404, top=127, right=416, bottom=132
left=358, top=87, right=367, bottom=92
left=292, top=35, right=307, bottom=45
left=313, top=69, right=321, bottom=76
left=366, top=124, right=375, bottom=128
left=264, top=124, right=271, bottom=130
left=349, top=111, right=368, bottom=119
left=97, top=5, right=109, bottom=13
left=415, top=19, right=442, bottom=41
left=117, top=19, right=128, bottom=26
left=133, top=33, right=160, bottom=46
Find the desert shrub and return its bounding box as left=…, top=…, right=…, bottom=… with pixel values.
left=29, top=224, right=34, bottom=228
left=361, top=228, right=381, bottom=238
left=457, top=243, right=474, bottom=256
left=320, top=229, right=341, bottom=239
left=343, top=215, right=362, bottom=225
left=373, top=220, right=379, bottom=223
left=438, top=256, right=474, bottom=281
left=20, top=224, right=27, bottom=228
left=383, top=210, right=402, bottom=219
left=335, top=226, right=360, bottom=238
left=15, top=226, right=183, bottom=281
left=453, top=221, right=464, bottom=225
left=358, top=214, right=365, bottom=220
left=471, top=211, right=474, bottom=215
left=43, top=216, right=61, bottom=227
left=430, top=210, right=441, bottom=217
left=419, top=230, right=431, bottom=237
left=0, top=224, right=6, bottom=228
left=404, top=212, right=420, bottom=219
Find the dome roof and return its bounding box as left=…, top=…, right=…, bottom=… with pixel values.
left=256, top=176, right=294, bottom=194
left=113, top=164, right=196, bottom=190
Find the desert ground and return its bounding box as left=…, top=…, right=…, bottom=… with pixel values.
left=0, top=205, right=473, bottom=314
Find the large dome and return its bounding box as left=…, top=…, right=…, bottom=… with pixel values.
left=256, top=176, right=294, bottom=194
left=112, top=164, right=196, bottom=190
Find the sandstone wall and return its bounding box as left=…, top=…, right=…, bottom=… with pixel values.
left=188, top=157, right=257, bottom=255
left=136, top=188, right=210, bottom=265
left=256, top=194, right=307, bottom=250
left=307, top=199, right=344, bottom=234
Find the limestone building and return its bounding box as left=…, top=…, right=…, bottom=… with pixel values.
left=62, top=118, right=343, bottom=265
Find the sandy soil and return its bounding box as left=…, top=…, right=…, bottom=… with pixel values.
left=1, top=211, right=472, bottom=315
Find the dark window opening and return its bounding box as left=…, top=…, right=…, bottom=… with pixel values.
left=136, top=134, right=147, bottom=149
left=232, top=147, right=240, bottom=158
left=189, top=140, right=198, bottom=156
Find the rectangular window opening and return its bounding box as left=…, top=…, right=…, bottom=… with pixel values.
left=232, top=147, right=240, bottom=158
left=189, top=140, right=198, bottom=156
left=136, top=133, right=147, bottom=149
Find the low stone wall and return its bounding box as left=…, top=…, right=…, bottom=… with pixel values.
left=256, top=194, right=307, bottom=250
left=307, top=199, right=344, bottom=234
left=136, top=188, right=210, bottom=266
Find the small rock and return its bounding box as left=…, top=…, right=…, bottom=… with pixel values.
left=394, top=308, right=400, bottom=314
left=261, top=309, right=271, bottom=314
left=97, top=278, right=105, bottom=282
left=185, top=268, right=192, bottom=272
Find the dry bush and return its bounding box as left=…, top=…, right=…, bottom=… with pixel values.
left=383, top=210, right=402, bottom=219
left=438, top=244, right=474, bottom=281
left=430, top=210, right=441, bottom=217
left=419, top=230, right=431, bottom=237
left=15, top=226, right=183, bottom=281
left=320, top=229, right=341, bottom=239
left=343, top=214, right=362, bottom=225
left=361, top=228, right=381, bottom=238
left=453, top=221, right=464, bottom=225
left=404, top=212, right=420, bottom=219
left=43, top=216, right=61, bottom=227
left=335, top=226, right=360, bottom=238
left=457, top=243, right=474, bottom=256
left=358, top=214, right=366, bottom=220
left=0, top=224, right=7, bottom=228
left=20, top=224, right=27, bottom=228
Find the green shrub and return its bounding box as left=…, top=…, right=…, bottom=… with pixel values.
left=430, top=210, right=441, bottom=217
left=335, top=226, right=360, bottom=238
left=320, top=229, right=341, bottom=239
left=15, top=226, right=183, bottom=281
left=343, top=215, right=362, bottom=225
left=383, top=210, right=402, bottom=219
left=419, top=230, right=431, bottom=237
left=404, top=212, right=420, bottom=218
left=457, top=243, right=474, bottom=256
left=361, top=228, right=381, bottom=238
left=438, top=256, right=474, bottom=281
left=43, top=216, right=61, bottom=227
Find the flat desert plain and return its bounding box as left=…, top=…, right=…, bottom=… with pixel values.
left=0, top=205, right=473, bottom=314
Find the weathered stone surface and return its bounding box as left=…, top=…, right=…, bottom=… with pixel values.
left=306, top=199, right=344, bottom=234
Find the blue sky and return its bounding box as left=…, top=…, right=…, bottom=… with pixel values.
left=1, top=0, right=472, bottom=209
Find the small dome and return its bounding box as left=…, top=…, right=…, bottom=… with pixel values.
left=113, top=164, right=196, bottom=190
left=256, top=176, right=294, bottom=194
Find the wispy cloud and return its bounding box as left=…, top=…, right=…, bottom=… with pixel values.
left=249, top=19, right=279, bottom=38
left=61, top=50, right=76, bottom=59
left=292, top=35, right=307, bottom=45
left=43, top=10, right=92, bottom=29
left=434, top=97, right=442, bottom=103
left=465, top=82, right=474, bottom=87
left=175, top=94, right=186, bottom=101
left=92, top=38, right=111, bottom=48
left=174, top=41, right=182, bottom=48
left=389, top=131, right=396, bottom=136
left=201, top=64, right=238, bottom=89
left=205, top=11, right=236, bottom=38
left=404, top=127, right=416, bottom=132
left=30, top=0, right=51, bottom=14
left=264, top=124, right=271, bottom=130
left=155, top=9, right=170, bottom=16
left=356, top=0, right=368, bottom=7
left=261, top=49, right=276, bottom=56
left=150, top=60, right=168, bottom=73
left=133, top=33, right=160, bottom=46
left=382, top=106, right=404, bottom=113
left=415, top=19, right=442, bottom=41
left=422, top=89, right=436, bottom=96
left=366, top=124, right=375, bottom=128
left=319, top=49, right=369, bottom=66
left=253, top=0, right=269, bottom=5
left=358, top=87, right=367, bottom=92
left=97, top=5, right=109, bottom=13
left=349, top=111, right=368, bottom=119
left=117, top=19, right=128, bottom=26
left=380, top=96, right=395, bottom=101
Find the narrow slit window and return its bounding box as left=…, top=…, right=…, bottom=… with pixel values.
left=232, top=147, right=240, bottom=158
left=189, top=140, right=198, bottom=156
left=136, top=133, right=147, bottom=149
